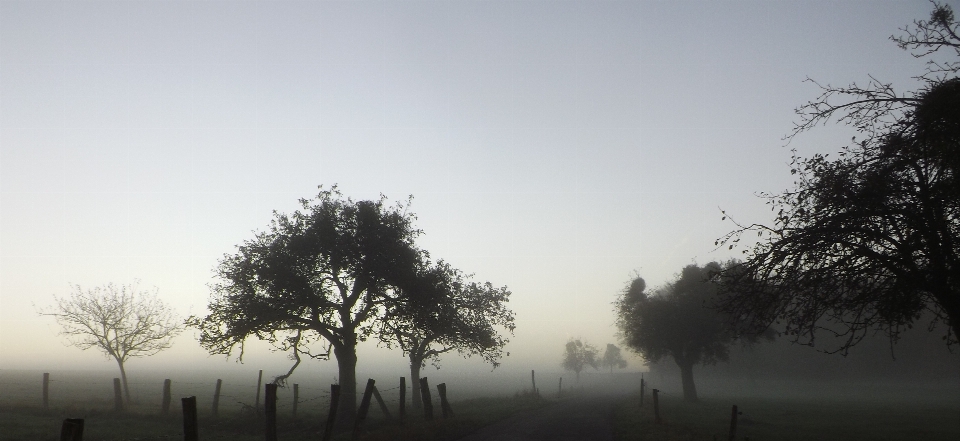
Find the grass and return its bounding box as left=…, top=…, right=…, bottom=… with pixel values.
left=0, top=389, right=550, bottom=441
left=613, top=391, right=960, bottom=441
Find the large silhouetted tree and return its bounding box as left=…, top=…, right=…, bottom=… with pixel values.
left=717, top=3, right=960, bottom=352
left=562, top=338, right=599, bottom=382
left=379, top=259, right=515, bottom=409
left=190, top=187, right=424, bottom=424
left=615, top=263, right=740, bottom=401
left=40, top=282, right=183, bottom=404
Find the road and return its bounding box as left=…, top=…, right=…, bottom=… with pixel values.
left=455, top=393, right=624, bottom=441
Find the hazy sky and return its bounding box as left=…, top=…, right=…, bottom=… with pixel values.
left=0, top=0, right=938, bottom=379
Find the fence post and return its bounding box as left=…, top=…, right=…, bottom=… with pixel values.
left=43, top=373, right=50, bottom=410
left=728, top=405, right=739, bottom=441
left=419, top=377, right=434, bottom=420
left=60, top=418, right=84, bottom=441
left=212, top=379, right=222, bottom=418
left=113, top=378, right=123, bottom=412
left=371, top=385, right=392, bottom=419
left=292, top=383, right=299, bottom=418
left=640, top=376, right=645, bottom=407
left=182, top=396, right=198, bottom=441
left=652, top=389, right=661, bottom=424
left=265, top=384, right=278, bottom=441
left=531, top=370, right=537, bottom=395
left=399, top=377, right=406, bottom=425
left=558, top=377, right=562, bottom=397
left=255, top=370, right=263, bottom=412
left=321, top=384, right=340, bottom=441
left=437, top=383, right=454, bottom=418
left=351, top=379, right=376, bottom=441
left=161, top=379, right=172, bottom=414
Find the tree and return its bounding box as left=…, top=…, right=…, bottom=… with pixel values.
left=600, top=343, right=628, bottom=374
left=40, top=282, right=183, bottom=404
left=615, top=263, right=741, bottom=402
left=562, top=338, right=599, bottom=382
left=717, top=2, right=960, bottom=353
left=189, top=187, right=425, bottom=424
left=379, top=260, right=515, bottom=409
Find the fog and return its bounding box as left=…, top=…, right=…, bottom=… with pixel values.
left=0, top=1, right=953, bottom=419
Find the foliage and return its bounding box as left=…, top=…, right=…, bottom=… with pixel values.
left=561, top=338, right=599, bottom=382
left=615, top=263, right=744, bottom=401
left=600, top=343, right=628, bottom=373
left=717, top=2, right=960, bottom=352
left=38, top=281, right=182, bottom=403
left=189, top=186, right=425, bottom=424
left=379, top=259, right=515, bottom=408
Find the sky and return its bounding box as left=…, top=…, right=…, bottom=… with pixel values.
left=0, top=0, right=941, bottom=381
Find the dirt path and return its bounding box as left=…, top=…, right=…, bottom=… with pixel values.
left=455, top=394, right=624, bottom=441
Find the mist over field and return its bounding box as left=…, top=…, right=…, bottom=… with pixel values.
left=2, top=1, right=959, bottom=440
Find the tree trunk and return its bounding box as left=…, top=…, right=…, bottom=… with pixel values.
left=677, top=360, right=698, bottom=402
left=409, top=359, right=423, bottom=409
left=333, top=340, right=358, bottom=427
left=115, top=357, right=131, bottom=404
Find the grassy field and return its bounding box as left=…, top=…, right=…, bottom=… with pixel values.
left=613, top=391, right=960, bottom=441
left=0, top=385, right=548, bottom=441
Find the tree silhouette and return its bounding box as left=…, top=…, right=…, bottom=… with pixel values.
left=717, top=2, right=960, bottom=352
left=40, top=282, right=183, bottom=404
left=379, top=260, right=514, bottom=409
left=600, top=343, right=628, bottom=374
left=562, top=338, right=599, bottom=382
left=615, top=263, right=741, bottom=402
left=190, top=187, right=424, bottom=424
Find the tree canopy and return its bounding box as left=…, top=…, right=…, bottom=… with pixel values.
left=717, top=2, right=960, bottom=352
left=600, top=343, right=628, bottom=373
left=615, top=263, right=742, bottom=401
left=190, top=187, right=425, bottom=424
left=379, top=259, right=515, bottom=408
left=562, top=338, right=599, bottom=382
left=40, top=282, right=183, bottom=404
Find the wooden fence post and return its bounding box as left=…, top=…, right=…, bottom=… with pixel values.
left=652, top=389, right=661, bottom=424
left=558, top=377, right=562, bottom=397
left=371, top=385, right=392, bottom=419
left=531, top=370, right=537, bottom=394
left=212, top=379, right=222, bottom=418
left=321, top=384, right=340, bottom=441
left=265, top=384, right=278, bottom=441
left=351, top=379, right=376, bottom=441
left=182, top=396, right=198, bottom=441
left=161, top=379, right=172, bottom=414
left=399, top=377, right=406, bottom=425
left=113, top=378, right=123, bottom=412
left=255, top=370, right=263, bottom=412
left=437, top=383, right=454, bottom=418
left=419, top=377, right=434, bottom=420
left=728, top=405, right=739, bottom=441
left=292, top=383, right=299, bottom=418
left=60, top=418, right=84, bottom=441
left=640, top=376, right=645, bottom=407
left=43, top=373, right=50, bottom=410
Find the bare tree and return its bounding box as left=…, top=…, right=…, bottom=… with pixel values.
left=40, top=282, right=183, bottom=403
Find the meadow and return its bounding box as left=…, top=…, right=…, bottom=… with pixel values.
left=613, top=379, right=960, bottom=441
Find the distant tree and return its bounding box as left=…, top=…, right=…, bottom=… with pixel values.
left=39, top=282, right=183, bottom=404
left=189, top=187, right=425, bottom=424
left=600, top=343, right=628, bottom=374
left=615, top=263, right=744, bottom=402
left=717, top=2, right=960, bottom=352
left=379, top=260, right=515, bottom=409
left=562, top=338, right=599, bottom=382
